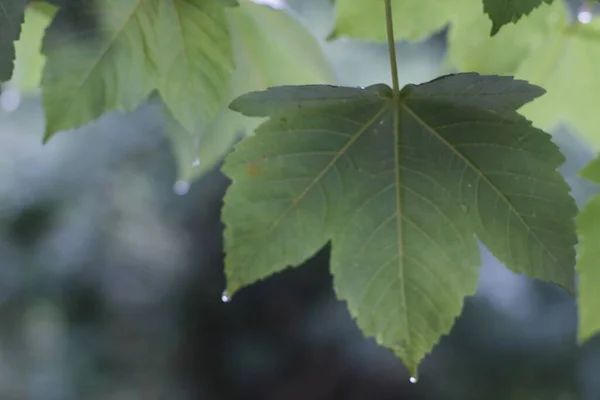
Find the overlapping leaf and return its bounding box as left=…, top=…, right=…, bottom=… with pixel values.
left=483, top=0, right=553, bottom=35
left=328, top=0, right=464, bottom=42
left=576, top=157, right=600, bottom=342
left=168, top=1, right=335, bottom=181
left=0, top=0, right=28, bottom=82
left=449, top=1, right=600, bottom=149
left=449, top=0, right=560, bottom=75
left=152, top=0, right=233, bottom=133
left=13, top=2, right=57, bottom=91
left=40, top=0, right=234, bottom=140
left=221, top=73, right=577, bottom=374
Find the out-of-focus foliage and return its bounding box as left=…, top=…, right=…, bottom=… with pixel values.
left=13, top=2, right=56, bottom=91
left=0, top=0, right=28, bottom=82
left=575, top=157, right=600, bottom=343
left=168, top=0, right=334, bottom=182
left=1, top=0, right=600, bottom=398
left=449, top=0, right=600, bottom=150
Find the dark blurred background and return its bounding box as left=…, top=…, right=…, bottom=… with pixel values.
left=1, top=0, right=600, bottom=399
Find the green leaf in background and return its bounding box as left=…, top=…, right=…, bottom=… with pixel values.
left=449, top=0, right=561, bottom=75
left=12, top=2, right=57, bottom=92
left=221, top=73, right=577, bottom=374
left=483, top=0, right=553, bottom=35
left=216, top=0, right=239, bottom=6
left=516, top=19, right=600, bottom=149
left=152, top=0, right=233, bottom=134
left=41, top=0, right=161, bottom=138
left=328, top=0, right=461, bottom=42
left=168, top=0, right=335, bottom=182
left=448, top=1, right=600, bottom=150
left=576, top=157, right=600, bottom=343
left=41, top=0, right=234, bottom=141
left=0, top=0, right=28, bottom=82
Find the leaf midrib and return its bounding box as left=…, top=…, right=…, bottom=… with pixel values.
left=401, top=102, right=559, bottom=267
left=53, top=0, right=146, bottom=130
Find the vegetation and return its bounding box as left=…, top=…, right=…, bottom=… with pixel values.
left=4, top=0, right=600, bottom=378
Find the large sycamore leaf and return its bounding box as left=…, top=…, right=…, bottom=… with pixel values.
left=328, top=0, right=462, bottom=42
left=483, top=0, right=553, bottom=35
left=221, top=73, right=577, bottom=374
left=448, top=1, right=600, bottom=149
left=13, top=2, right=57, bottom=91
left=41, top=0, right=233, bottom=140
left=576, top=157, right=600, bottom=342
left=168, top=1, right=335, bottom=182
left=0, top=0, right=28, bottom=81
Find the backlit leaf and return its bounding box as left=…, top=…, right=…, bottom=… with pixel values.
left=483, top=0, right=553, bottom=35
left=13, top=2, right=57, bottom=91
left=41, top=0, right=234, bottom=141
left=152, top=0, right=233, bottom=134
left=447, top=1, right=600, bottom=149
left=168, top=1, right=335, bottom=181
left=0, top=0, right=28, bottom=82
left=449, top=0, right=561, bottom=75
left=576, top=157, right=600, bottom=342
left=222, top=73, right=577, bottom=374
left=328, top=0, right=461, bottom=42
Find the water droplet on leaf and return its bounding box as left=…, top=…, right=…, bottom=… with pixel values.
left=173, top=180, right=190, bottom=196
left=578, top=10, right=593, bottom=24
left=409, top=376, right=417, bottom=384
left=192, top=157, right=200, bottom=167
left=221, top=290, right=230, bottom=303
left=1, top=89, right=20, bottom=112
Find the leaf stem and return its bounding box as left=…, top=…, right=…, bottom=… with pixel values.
left=384, top=0, right=400, bottom=96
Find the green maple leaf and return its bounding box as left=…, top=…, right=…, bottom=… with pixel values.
left=327, top=0, right=462, bottom=42
left=576, top=157, right=600, bottom=343
left=221, top=73, right=577, bottom=374
left=483, top=0, right=553, bottom=35
left=168, top=0, right=335, bottom=182
left=448, top=1, right=600, bottom=149
left=0, top=0, right=28, bottom=82
left=41, top=0, right=233, bottom=140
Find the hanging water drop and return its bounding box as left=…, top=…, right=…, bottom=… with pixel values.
left=221, top=290, right=230, bottom=303
left=578, top=10, right=593, bottom=24
left=192, top=157, right=200, bottom=167
left=409, top=376, right=417, bottom=384
left=0, top=89, right=20, bottom=112
left=173, top=180, right=190, bottom=196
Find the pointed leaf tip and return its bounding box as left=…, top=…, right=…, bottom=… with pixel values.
left=483, top=0, right=553, bottom=36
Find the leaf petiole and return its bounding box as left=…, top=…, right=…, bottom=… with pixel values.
left=384, top=0, right=400, bottom=97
